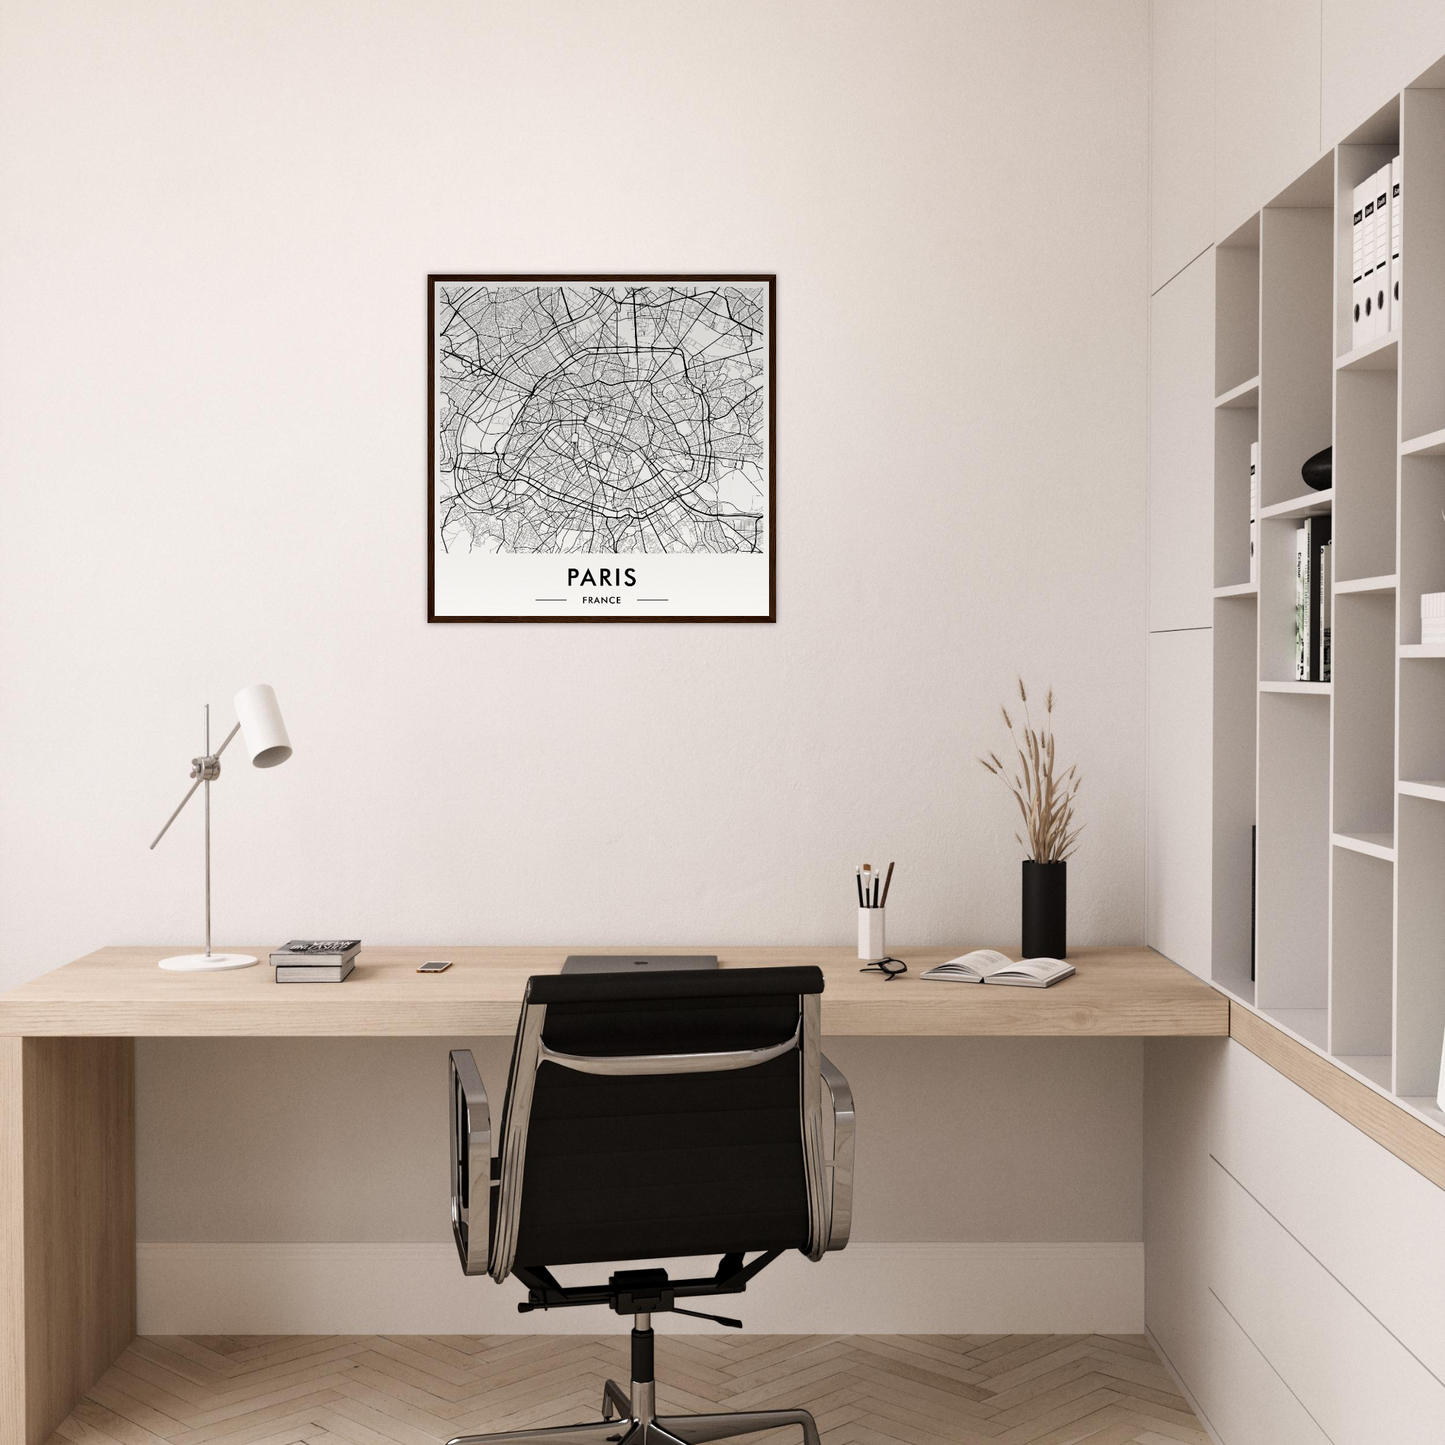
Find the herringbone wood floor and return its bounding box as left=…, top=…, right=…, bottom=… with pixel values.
left=49, top=1334, right=1209, bottom=1445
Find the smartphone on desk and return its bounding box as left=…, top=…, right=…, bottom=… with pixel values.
left=417, top=959, right=452, bottom=973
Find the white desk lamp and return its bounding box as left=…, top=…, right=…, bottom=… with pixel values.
left=149, top=684, right=292, bottom=971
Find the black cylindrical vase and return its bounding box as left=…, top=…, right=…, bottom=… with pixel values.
left=1022, top=860, right=1067, bottom=958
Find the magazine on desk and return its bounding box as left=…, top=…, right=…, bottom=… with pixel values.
left=920, top=950, right=1074, bottom=987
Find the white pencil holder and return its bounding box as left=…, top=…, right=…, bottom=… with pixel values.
left=858, top=907, right=886, bottom=962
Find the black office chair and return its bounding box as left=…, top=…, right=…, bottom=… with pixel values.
left=446, top=965, right=855, bottom=1445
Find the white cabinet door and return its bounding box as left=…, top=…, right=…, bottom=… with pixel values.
left=1149, top=251, right=1215, bottom=632
left=1150, top=0, right=1215, bottom=292
left=1214, top=1039, right=1445, bottom=1384
left=1198, top=1290, right=1332, bottom=1445
left=1147, top=629, right=1213, bottom=978
left=1215, top=0, right=1323, bottom=237
left=1211, top=1155, right=1445, bottom=1443
left=1322, top=0, right=1445, bottom=145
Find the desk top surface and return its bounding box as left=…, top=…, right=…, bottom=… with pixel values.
left=0, top=944, right=1227, bottom=1037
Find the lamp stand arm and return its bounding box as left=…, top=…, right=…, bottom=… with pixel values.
left=213, top=721, right=241, bottom=759
left=149, top=776, right=202, bottom=850
left=147, top=721, right=240, bottom=851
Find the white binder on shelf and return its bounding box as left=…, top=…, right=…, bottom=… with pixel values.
left=1362, top=173, right=1380, bottom=342
left=1351, top=178, right=1368, bottom=349
left=1391, top=154, right=1402, bottom=333
left=1373, top=164, right=1391, bottom=341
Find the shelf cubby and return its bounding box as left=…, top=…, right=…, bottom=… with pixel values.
left=1329, top=847, right=1393, bottom=1066
left=1332, top=591, right=1396, bottom=837
left=1399, top=653, right=1445, bottom=786
left=1255, top=692, right=1330, bottom=1017
left=1215, top=216, right=1260, bottom=398
left=1398, top=454, right=1445, bottom=644
left=1401, top=86, right=1445, bottom=444
left=1214, top=403, right=1257, bottom=589
left=1211, top=593, right=1259, bottom=1003
left=1259, top=185, right=1332, bottom=511
left=1334, top=370, right=1397, bottom=581
left=1396, top=795, right=1445, bottom=1097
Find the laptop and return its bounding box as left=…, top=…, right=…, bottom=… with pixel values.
left=561, top=954, right=719, bottom=974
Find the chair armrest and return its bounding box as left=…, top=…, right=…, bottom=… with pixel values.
left=819, top=1052, right=855, bottom=1251
left=449, top=1049, right=492, bottom=1276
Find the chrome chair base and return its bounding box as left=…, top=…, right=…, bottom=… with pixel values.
left=446, top=1379, right=821, bottom=1445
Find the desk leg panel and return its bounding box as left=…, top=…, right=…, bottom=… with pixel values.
left=0, top=1037, right=136, bottom=1445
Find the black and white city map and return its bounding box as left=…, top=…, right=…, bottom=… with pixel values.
left=429, top=275, right=774, bottom=621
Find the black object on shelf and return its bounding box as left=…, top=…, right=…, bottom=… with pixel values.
left=1302, top=445, right=1332, bottom=491
left=1250, top=824, right=1257, bottom=983
left=1022, top=860, right=1066, bottom=959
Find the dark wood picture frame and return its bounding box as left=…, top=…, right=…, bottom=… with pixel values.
left=428, top=274, right=776, bottom=623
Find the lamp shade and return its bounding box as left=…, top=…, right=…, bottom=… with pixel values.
left=233, top=684, right=292, bottom=768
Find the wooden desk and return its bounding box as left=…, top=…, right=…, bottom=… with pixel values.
left=0, top=943, right=1224, bottom=1038
left=0, top=944, right=1223, bottom=1445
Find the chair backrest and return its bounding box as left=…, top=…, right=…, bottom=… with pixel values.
left=488, top=966, right=828, bottom=1280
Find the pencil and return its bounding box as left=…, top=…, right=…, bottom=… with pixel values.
left=880, top=860, right=895, bottom=907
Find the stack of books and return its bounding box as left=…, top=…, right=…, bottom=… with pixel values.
left=270, top=939, right=361, bottom=982
left=1294, top=517, right=1332, bottom=682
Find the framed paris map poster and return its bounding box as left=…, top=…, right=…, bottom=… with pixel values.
left=428, top=274, right=775, bottom=622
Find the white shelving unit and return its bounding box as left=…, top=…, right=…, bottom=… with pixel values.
left=1211, top=78, right=1445, bottom=1133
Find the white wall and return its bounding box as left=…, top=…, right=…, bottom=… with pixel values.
left=135, top=1035, right=1144, bottom=1243
left=0, top=0, right=1152, bottom=1321
left=0, top=0, right=1149, bottom=983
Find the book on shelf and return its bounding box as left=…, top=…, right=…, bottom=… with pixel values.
left=276, top=958, right=355, bottom=983
left=1249, top=441, right=1259, bottom=584
left=920, top=950, right=1074, bottom=988
left=1293, top=517, right=1332, bottom=681
left=1320, top=538, right=1332, bottom=682
left=1295, top=526, right=1308, bottom=679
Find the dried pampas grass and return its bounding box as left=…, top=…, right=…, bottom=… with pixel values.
left=980, top=678, right=1083, bottom=863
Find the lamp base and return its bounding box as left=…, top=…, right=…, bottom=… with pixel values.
left=158, top=952, right=258, bottom=972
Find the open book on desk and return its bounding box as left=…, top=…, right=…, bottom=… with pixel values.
left=920, top=950, right=1074, bottom=988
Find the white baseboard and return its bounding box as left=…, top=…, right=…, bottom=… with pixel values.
left=137, top=1241, right=1143, bottom=1335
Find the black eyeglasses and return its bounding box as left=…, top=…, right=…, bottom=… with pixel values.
left=859, top=956, right=908, bottom=981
